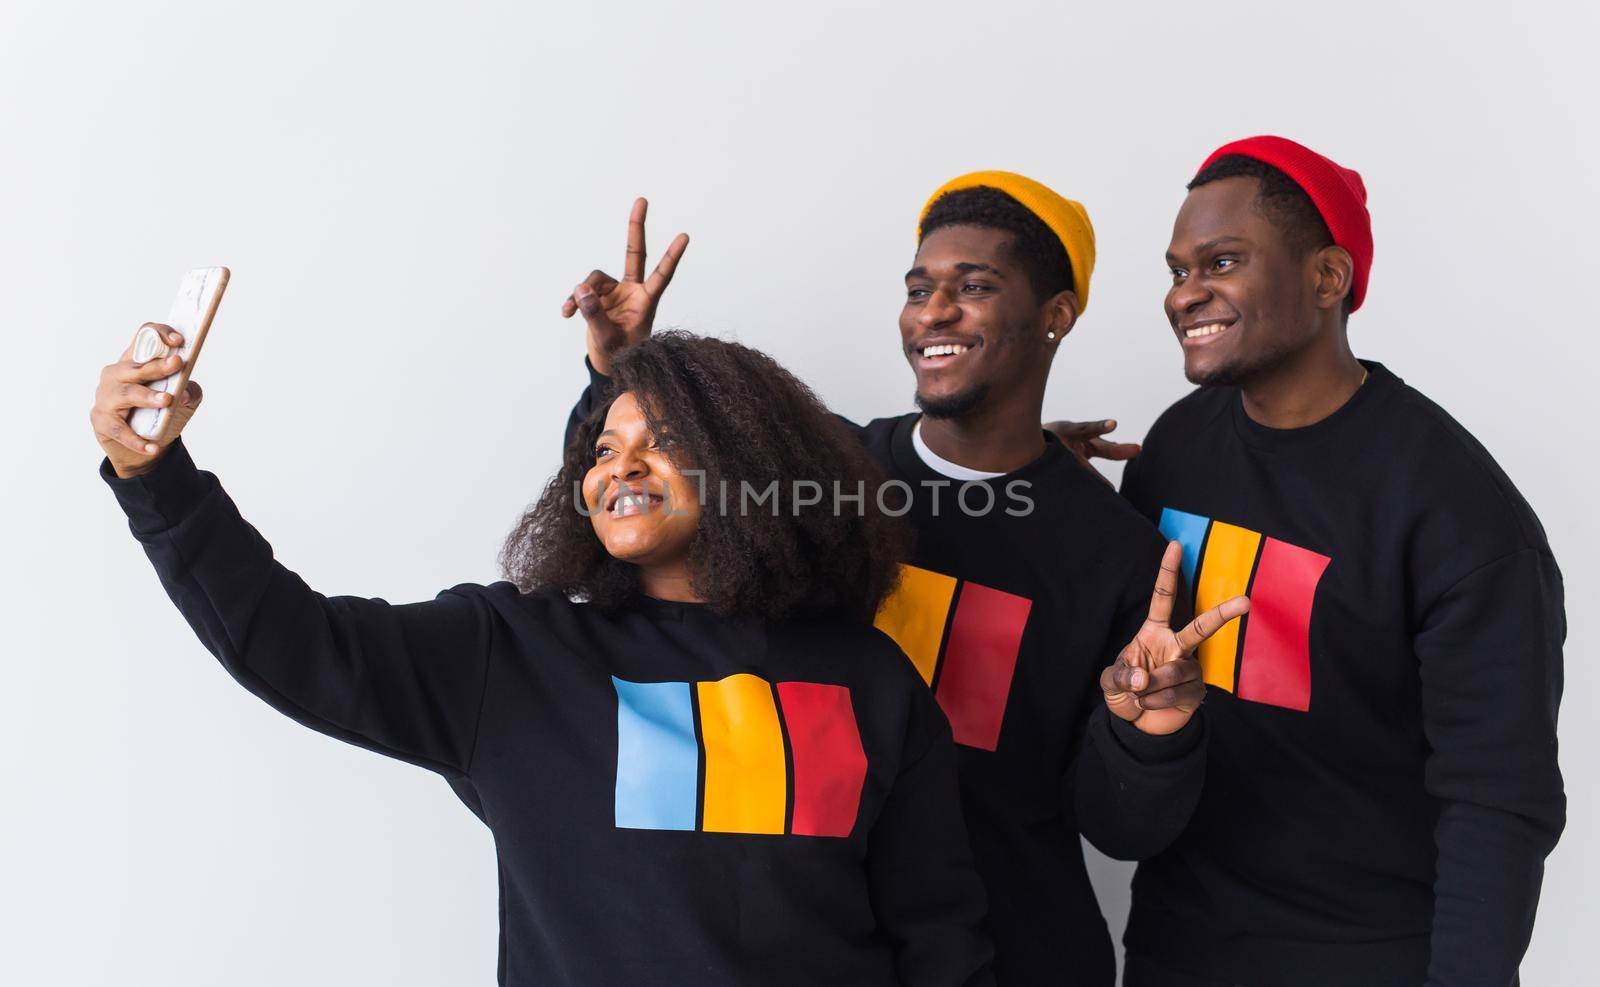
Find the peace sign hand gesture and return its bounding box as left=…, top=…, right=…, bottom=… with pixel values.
left=561, top=197, right=690, bottom=375
left=1100, top=541, right=1251, bottom=735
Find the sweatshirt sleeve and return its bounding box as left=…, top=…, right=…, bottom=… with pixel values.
left=102, top=439, right=496, bottom=778
left=1072, top=532, right=1208, bottom=861
left=866, top=685, right=996, bottom=987
left=1418, top=548, right=1566, bottom=986
left=563, top=356, right=617, bottom=452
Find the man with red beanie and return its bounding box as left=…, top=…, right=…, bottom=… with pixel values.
left=1116, top=136, right=1566, bottom=986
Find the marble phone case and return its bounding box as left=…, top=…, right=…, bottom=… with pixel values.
left=130, top=266, right=229, bottom=440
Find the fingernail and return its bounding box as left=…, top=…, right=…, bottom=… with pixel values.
left=144, top=443, right=157, bottom=453
left=574, top=284, right=591, bottom=299
left=1132, top=670, right=1146, bottom=690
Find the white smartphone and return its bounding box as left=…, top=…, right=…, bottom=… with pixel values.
left=130, top=266, right=230, bottom=440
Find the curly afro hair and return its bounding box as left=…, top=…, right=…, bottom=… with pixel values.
left=500, top=331, right=912, bottom=624
left=919, top=185, right=1074, bottom=304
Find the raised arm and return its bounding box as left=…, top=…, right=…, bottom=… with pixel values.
left=94, top=328, right=497, bottom=777
left=559, top=198, right=687, bottom=451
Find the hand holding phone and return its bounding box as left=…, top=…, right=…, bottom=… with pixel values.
left=91, top=267, right=228, bottom=478
left=129, top=266, right=228, bottom=440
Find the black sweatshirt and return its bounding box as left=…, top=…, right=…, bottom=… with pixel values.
left=1118, top=362, right=1566, bottom=987
left=569, top=360, right=1209, bottom=986
left=102, top=439, right=995, bottom=987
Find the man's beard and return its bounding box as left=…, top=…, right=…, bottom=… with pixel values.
left=1186, top=337, right=1300, bottom=388
left=915, top=382, right=991, bottom=420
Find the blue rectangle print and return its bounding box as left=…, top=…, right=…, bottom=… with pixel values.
left=613, top=677, right=700, bottom=831
left=1158, top=508, right=1211, bottom=592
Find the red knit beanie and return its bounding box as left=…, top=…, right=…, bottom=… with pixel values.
left=1198, top=136, right=1373, bottom=311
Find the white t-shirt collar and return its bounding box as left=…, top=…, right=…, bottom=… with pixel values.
left=911, top=417, right=1007, bottom=481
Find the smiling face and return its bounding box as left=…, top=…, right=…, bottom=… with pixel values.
left=900, top=225, right=1062, bottom=418
left=1165, top=176, right=1327, bottom=386
left=582, top=391, right=701, bottom=569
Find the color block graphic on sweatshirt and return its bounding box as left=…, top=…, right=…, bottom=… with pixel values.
left=611, top=674, right=867, bottom=838
left=777, top=682, right=869, bottom=837
left=1157, top=509, right=1332, bottom=712
left=698, top=674, right=788, bottom=834
left=612, top=678, right=700, bottom=830
left=874, top=564, right=1032, bottom=751
left=874, top=565, right=958, bottom=686
left=1191, top=521, right=1261, bottom=692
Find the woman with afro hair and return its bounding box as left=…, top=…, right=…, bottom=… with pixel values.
left=93, top=326, right=994, bottom=987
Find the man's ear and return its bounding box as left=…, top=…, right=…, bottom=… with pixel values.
left=1313, top=245, right=1354, bottom=313
left=1046, top=290, right=1080, bottom=342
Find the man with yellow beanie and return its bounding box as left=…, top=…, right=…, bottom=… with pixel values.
left=559, top=179, right=1230, bottom=985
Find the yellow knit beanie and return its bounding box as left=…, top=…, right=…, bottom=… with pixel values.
left=918, top=170, right=1096, bottom=312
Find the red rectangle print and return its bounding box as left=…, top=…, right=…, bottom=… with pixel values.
left=934, top=583, right=1032, bottom=751
left=1236, top=537, right=1331, bottom=712
left=776, top=682, right=867, bottom=837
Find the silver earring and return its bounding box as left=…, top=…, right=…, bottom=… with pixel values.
left=1046, top=331, right=1056, bottom=340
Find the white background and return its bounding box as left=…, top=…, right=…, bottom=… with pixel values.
left=4, top=1, right=1595, bottom=983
